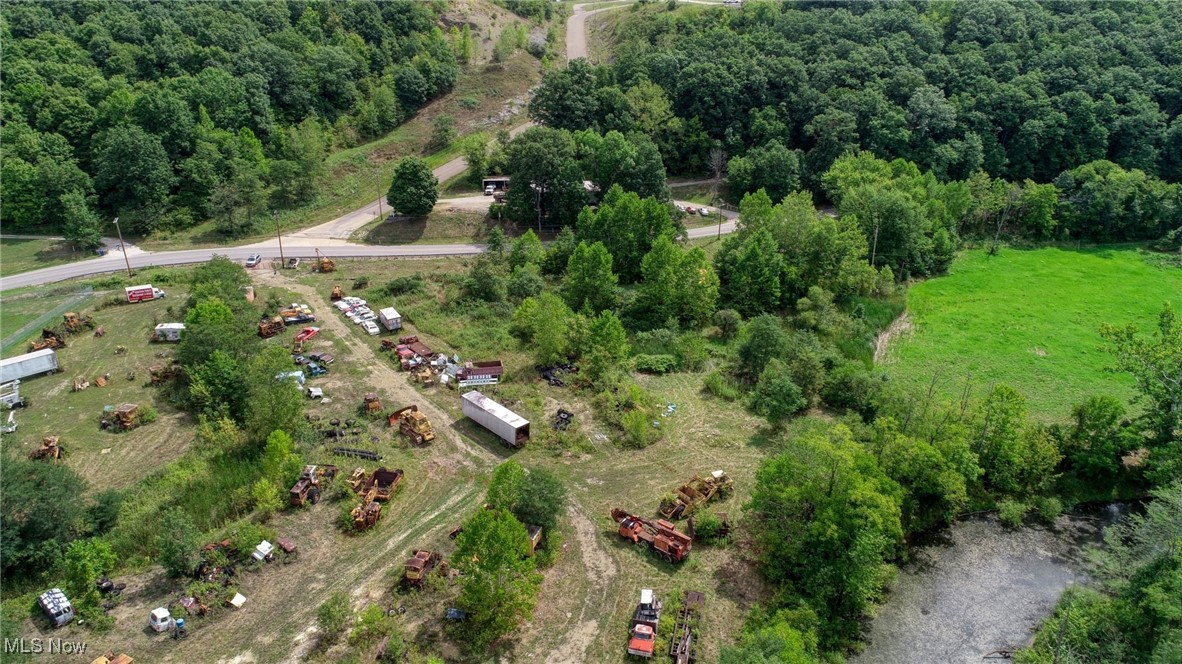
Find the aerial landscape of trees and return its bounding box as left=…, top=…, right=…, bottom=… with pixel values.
left=0, top=0, right=458, bottom=239
left=1, top=1, right=1180, bottom=662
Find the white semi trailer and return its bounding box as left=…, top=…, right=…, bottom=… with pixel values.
left=0, top=349, right=59, bottom=383
left=461, top=390, right=529, bottom=448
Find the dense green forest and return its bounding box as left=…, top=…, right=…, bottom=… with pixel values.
left=530, top=0, right=1182, bottom=243
left=0, top=0, right=462, bottom=242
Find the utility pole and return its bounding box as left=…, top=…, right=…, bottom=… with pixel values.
left=112, top=217, right=132, bottom=278
left=274, top=212, right=286, bottom=267
left=870, top=221, right=880, bottom=267
left=717, top=203, right=724, bottom=239
left=377, top=189, right=384, bottom=220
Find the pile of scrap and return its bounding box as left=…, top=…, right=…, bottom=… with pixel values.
left=149, top=364, right=179, bottom=385
left=345, top=467, right=368, bottom=492
left=29, top=436, right=64, bottom=460
left=30, top=329, right=66, bottom=352
left=94, top=374, right=108, bottom=387
left=553, top=409, right=574, bottom=431
left=73, top=376, right=90, bottom=392
left=332, top=446, right=381, bottom=461
left=658, top=471, right=732, bottom=520
left=314, top=249, right=334, bottom=273
left=331, top=285, right=344, bottom=301
left=539, top=363, right=577, bottom=387
left=394, top=336, right=433, bottom=370
left=100, top=403, right=140, bottom=432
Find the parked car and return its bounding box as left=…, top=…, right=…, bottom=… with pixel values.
left=245, top=254, right=262, bottom=268
left=685, top=206, right=697, bottom=215
left=698, top=207, right=711, bottom=217
left=356, top=312, right=378, bottom=324
left=362, top=320, right=380, bottom=336
left=484, top=185, right=496, bottom=196
left=675, top=203, right=686, bottom=212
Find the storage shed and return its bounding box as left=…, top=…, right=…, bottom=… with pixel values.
left=460, top=390, right=529, bottom=448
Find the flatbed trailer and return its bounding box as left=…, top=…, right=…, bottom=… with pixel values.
left=669, top=591, right=705, bottom=664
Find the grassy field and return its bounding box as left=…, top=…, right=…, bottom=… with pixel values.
left=0, top=237, right=100, bottom=278
left=0, top=288, right=195, bottom=489
left=8, top=256, right=782, bottom=663
left=883, top=246, right=1182, bottom=420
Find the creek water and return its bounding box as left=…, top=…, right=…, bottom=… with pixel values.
left=854, top=505, right=1131, bottom=664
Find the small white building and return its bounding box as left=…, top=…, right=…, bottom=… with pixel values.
left=379, top=307, right=402, bottom=331
left=152, top=323, right=185, bottom=342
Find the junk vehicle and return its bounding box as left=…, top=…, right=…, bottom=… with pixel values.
left=62, top=312, right=95, bottom=333
left=286, top=257, right=300, bottom=269
left=389, top=405, right=435, bottom=446
left=379, top=307, right=402, bottom=331
left=290, top=464, right=339, bottom=506
left=669, top=591, right=705, bottom=664
left=38, top=589, right=75, bottom=627
left=280, top=304, right=315, bottom=324
left=363, top=393, right=382, bottom=415
left=314, top=248, right=334, bottom=273
left=461, top=391, right=529, bottom=448
left=151, top=323, right=185, bottom=343
left=611, top=508, right=693, bottom=563
left=125, top=285, right=165, bottom=303
left=450, top=360, right=504, bottom=388
left=148, top=607, right=173, bottom=633
left=331, top=285, right=344, bottom=301
left=351, top=501, right=381, bottom=530
left=627, top=589, right=662, bottom=658
left=258, top=316, right=285, bottom=338
left=1, top=380, right=28, bottom=408
left=90, top=652, right=134, bottom=664
left=29, top=329, right=65, bottom=351
left=1, top=349, right=60, bottom=382
left=402, top=550, right=444, bottom=588
left=658, top=470, right=732, bottom=520
left=360, top=467, right=403, bottom=502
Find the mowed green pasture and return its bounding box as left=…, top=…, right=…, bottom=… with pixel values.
left=884, top=247, right=1182, bottom=421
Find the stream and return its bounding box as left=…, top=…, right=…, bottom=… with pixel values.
left=854, top=505, right=1130, bottom=664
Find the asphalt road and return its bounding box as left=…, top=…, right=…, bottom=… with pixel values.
left=0, top=2, right=740, bottom=292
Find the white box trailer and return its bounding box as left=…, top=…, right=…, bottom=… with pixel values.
left=0, top=349, right=59, bottom=383
left=461, top=390, right=529, bottom=448
left=378, top=307, right=402, bottom=331
left=151, top=323, right=185, bottom=342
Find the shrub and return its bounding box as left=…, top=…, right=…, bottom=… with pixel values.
left=633, top=354, right=678, bottom=374
left=1033, top=496, right=1063, bottom=524
left=621, top=409, right=660, bottom=448
left=704, top=371, right=742, bottom=401
left=317, top=591, right=352, bottom=646
left=349, top=604, right=399, bottom=647
left=998, top=499, right=1029, bottom=528
left=459, top=95, right=480, bottom=109
left=692, top=510, right=729, bottom=545
left=713, top=309, right=742, bottom=340
left=384, top=274, right=425, bottom=296
left=251, top=479, right=283, bottom=521
left=138, top=404, right=159, bottom=425
left=230, top=522, right=277, bottom=561
left=673, top=333, right=709, bottom=371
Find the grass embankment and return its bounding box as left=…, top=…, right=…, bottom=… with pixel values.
left=0, top=238, right=99, bottom=278
left=884, top=246, right=1182, bottom=420
left=136, top=52, right=542, bottom=251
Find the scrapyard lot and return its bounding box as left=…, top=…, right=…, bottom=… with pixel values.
left=4, top=256, right=778, bottom=663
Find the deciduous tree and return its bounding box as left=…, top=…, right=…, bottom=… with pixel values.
left=387, top=156, right=437, bottom=216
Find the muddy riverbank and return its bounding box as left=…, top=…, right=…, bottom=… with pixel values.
left=854, top=508, right=1125, bottom=664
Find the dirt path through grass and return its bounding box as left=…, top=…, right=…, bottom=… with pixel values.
left=873, top=312, right=913, bottom=365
